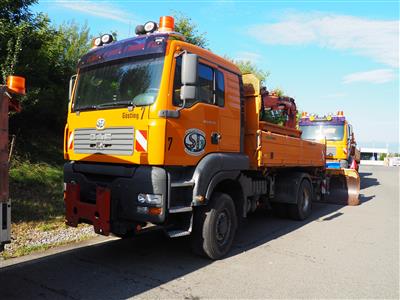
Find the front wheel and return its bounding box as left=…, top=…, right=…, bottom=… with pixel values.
left=191, top=192, right=237, bottom=260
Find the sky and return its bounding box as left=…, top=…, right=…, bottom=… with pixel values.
left=34, top=0, right=399, bottom=151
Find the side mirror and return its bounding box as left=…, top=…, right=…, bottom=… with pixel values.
left=181, top=53, right=198, bottom=85
left=180, top=85, right=196, bottom=101
left=180, top=53, right=198, bottom=103
left=69, top=74, right=77, bottom=101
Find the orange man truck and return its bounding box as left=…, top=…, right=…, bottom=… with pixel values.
left=63, top=16, right=359, bottom=259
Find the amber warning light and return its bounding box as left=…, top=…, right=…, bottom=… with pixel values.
left=159, top=16, right=174, bottom=32
left=6, top=76, right=26, bottom=95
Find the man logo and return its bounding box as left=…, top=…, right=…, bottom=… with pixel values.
left=96, top=118, right=105, bottom=130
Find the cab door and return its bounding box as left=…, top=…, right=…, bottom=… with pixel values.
left=216, top=69, right=241, bottom=152
left=164, top=51, right=219, bottom=166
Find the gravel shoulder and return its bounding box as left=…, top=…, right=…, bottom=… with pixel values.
left=1, top=219, right=96, bottom=259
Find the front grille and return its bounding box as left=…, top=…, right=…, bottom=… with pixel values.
left=74, top=127, right=134, bottom=156
left=326, top=146, right=337, bottom=157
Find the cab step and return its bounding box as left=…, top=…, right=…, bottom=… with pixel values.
left=169, top=206, right=192, bottom=213
left=167, top=230, right=191, bottom=238
left=171, top=181, right=194, bottom=188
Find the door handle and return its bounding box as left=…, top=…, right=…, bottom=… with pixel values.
left=211, top=132, right=221, bottom=145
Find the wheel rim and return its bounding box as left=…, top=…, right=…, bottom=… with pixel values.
left=215, top=209, right=231, bottom=246
left=302, top=187, right=310, bottom=213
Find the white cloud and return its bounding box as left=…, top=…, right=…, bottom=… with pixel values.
left=249, top=12, right=399, bottom=68
left=56, top=0, right=135, bottom=24
left=342, top=69, right=396, bottom=84
left=235, top=51, right=262, bottom=63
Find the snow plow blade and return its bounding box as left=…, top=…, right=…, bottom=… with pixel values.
left=325, top=168, right=360, bottom=206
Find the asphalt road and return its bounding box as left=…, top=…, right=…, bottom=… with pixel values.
left=1, top=165, right=399, bottom=299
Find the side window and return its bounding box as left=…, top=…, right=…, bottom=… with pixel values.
left=172, top=56, right=225, bottom=107
left=173, top=56, right=182, bottom=106
left=198, top=63, right=213, bottom=104
left=216, top=70, right=225, bottom=106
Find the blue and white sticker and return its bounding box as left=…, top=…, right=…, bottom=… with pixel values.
left=184, top=128, right=206, bottom=156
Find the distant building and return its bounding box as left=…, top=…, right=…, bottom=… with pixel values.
left=360, top=147, right=388, bottom=165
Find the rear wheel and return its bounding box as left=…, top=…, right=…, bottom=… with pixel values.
left=191, top=192, right=237, bottom=260
left=288, top=179, right=312, bottom=221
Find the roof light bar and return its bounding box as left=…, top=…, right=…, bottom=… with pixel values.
left=101, top=34, right=114, bottom=44
left=144, top=21, right=158, bottom=33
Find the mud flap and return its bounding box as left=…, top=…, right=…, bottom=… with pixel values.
left=325, top=169, right=360, bottom=206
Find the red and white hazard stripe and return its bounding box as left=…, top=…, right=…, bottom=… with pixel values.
left=68, top=131, right=74, bottom=150
left=135, top=129, right=148, bottom=152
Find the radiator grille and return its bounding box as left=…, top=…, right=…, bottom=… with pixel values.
left=74, top=127, right=134, bottom=156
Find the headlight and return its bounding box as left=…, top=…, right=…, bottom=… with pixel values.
left=137, top=193, right=163, bottom=206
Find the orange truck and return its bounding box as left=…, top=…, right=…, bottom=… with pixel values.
left=0, top=76, right=24, bottom=251
left=299, top=112, right=360, bottom=170
left=63, top=16, right=359, bottom=259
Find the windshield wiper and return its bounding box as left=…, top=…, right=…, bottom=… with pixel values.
left=97, top=100, right=135, bottom=109
left=75, top=105, right=98, bottom=112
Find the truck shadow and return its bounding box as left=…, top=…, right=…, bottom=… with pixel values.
left=1, top=203, right=346, bottom=299
left=359, top=172, right=380, bottom=190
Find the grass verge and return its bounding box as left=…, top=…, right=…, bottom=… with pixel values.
left=1, top=158, right=96, bottom=260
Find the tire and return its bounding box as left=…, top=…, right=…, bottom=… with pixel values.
left=191, top=192, right=237, bottom=260
left=288, top=179, right=312, bottom=221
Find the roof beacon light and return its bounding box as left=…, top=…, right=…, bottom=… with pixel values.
left=101, top=34, right=114, bottom=44
left=7, top=76, right=26, bottom=95
left=159, top=16, right=174, bottom=32
left=144, top=21, right=158, bottom=33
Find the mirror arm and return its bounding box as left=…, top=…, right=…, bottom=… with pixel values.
left=174, top=50, right=187, bottom=58
left=177, top=98, right=186, bottom=113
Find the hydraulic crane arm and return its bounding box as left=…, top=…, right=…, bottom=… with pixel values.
left=261, top=89, right=298, bottom=129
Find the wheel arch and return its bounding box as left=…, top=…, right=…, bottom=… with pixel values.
left=191, top=153, right=249, bottom=206
left=206, top=175, right=246, bottom=220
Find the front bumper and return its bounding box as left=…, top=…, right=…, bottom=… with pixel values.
left=64, top=162, right=168, bottom=234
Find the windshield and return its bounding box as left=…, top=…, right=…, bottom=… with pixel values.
left=73, top=55, right=164, bottom=111
left=300, top=125, right=345, bottom=141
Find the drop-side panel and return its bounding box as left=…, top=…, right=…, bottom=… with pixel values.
left=259, top=131, right=325, bottom=167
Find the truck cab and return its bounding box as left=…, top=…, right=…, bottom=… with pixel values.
left=299, top=111, right=359, bottom=169
left=64, top=17, right=244, bottom=250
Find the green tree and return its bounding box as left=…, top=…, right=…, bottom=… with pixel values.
left=173, top=12, right=208, bottom=48
left=233, top=60, right=270, bottom=84
left=271, top=87, right=285, bottom=97
left=223, top=56, right=269, bottom=84
left=1, top=1, right=92, bottom=162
